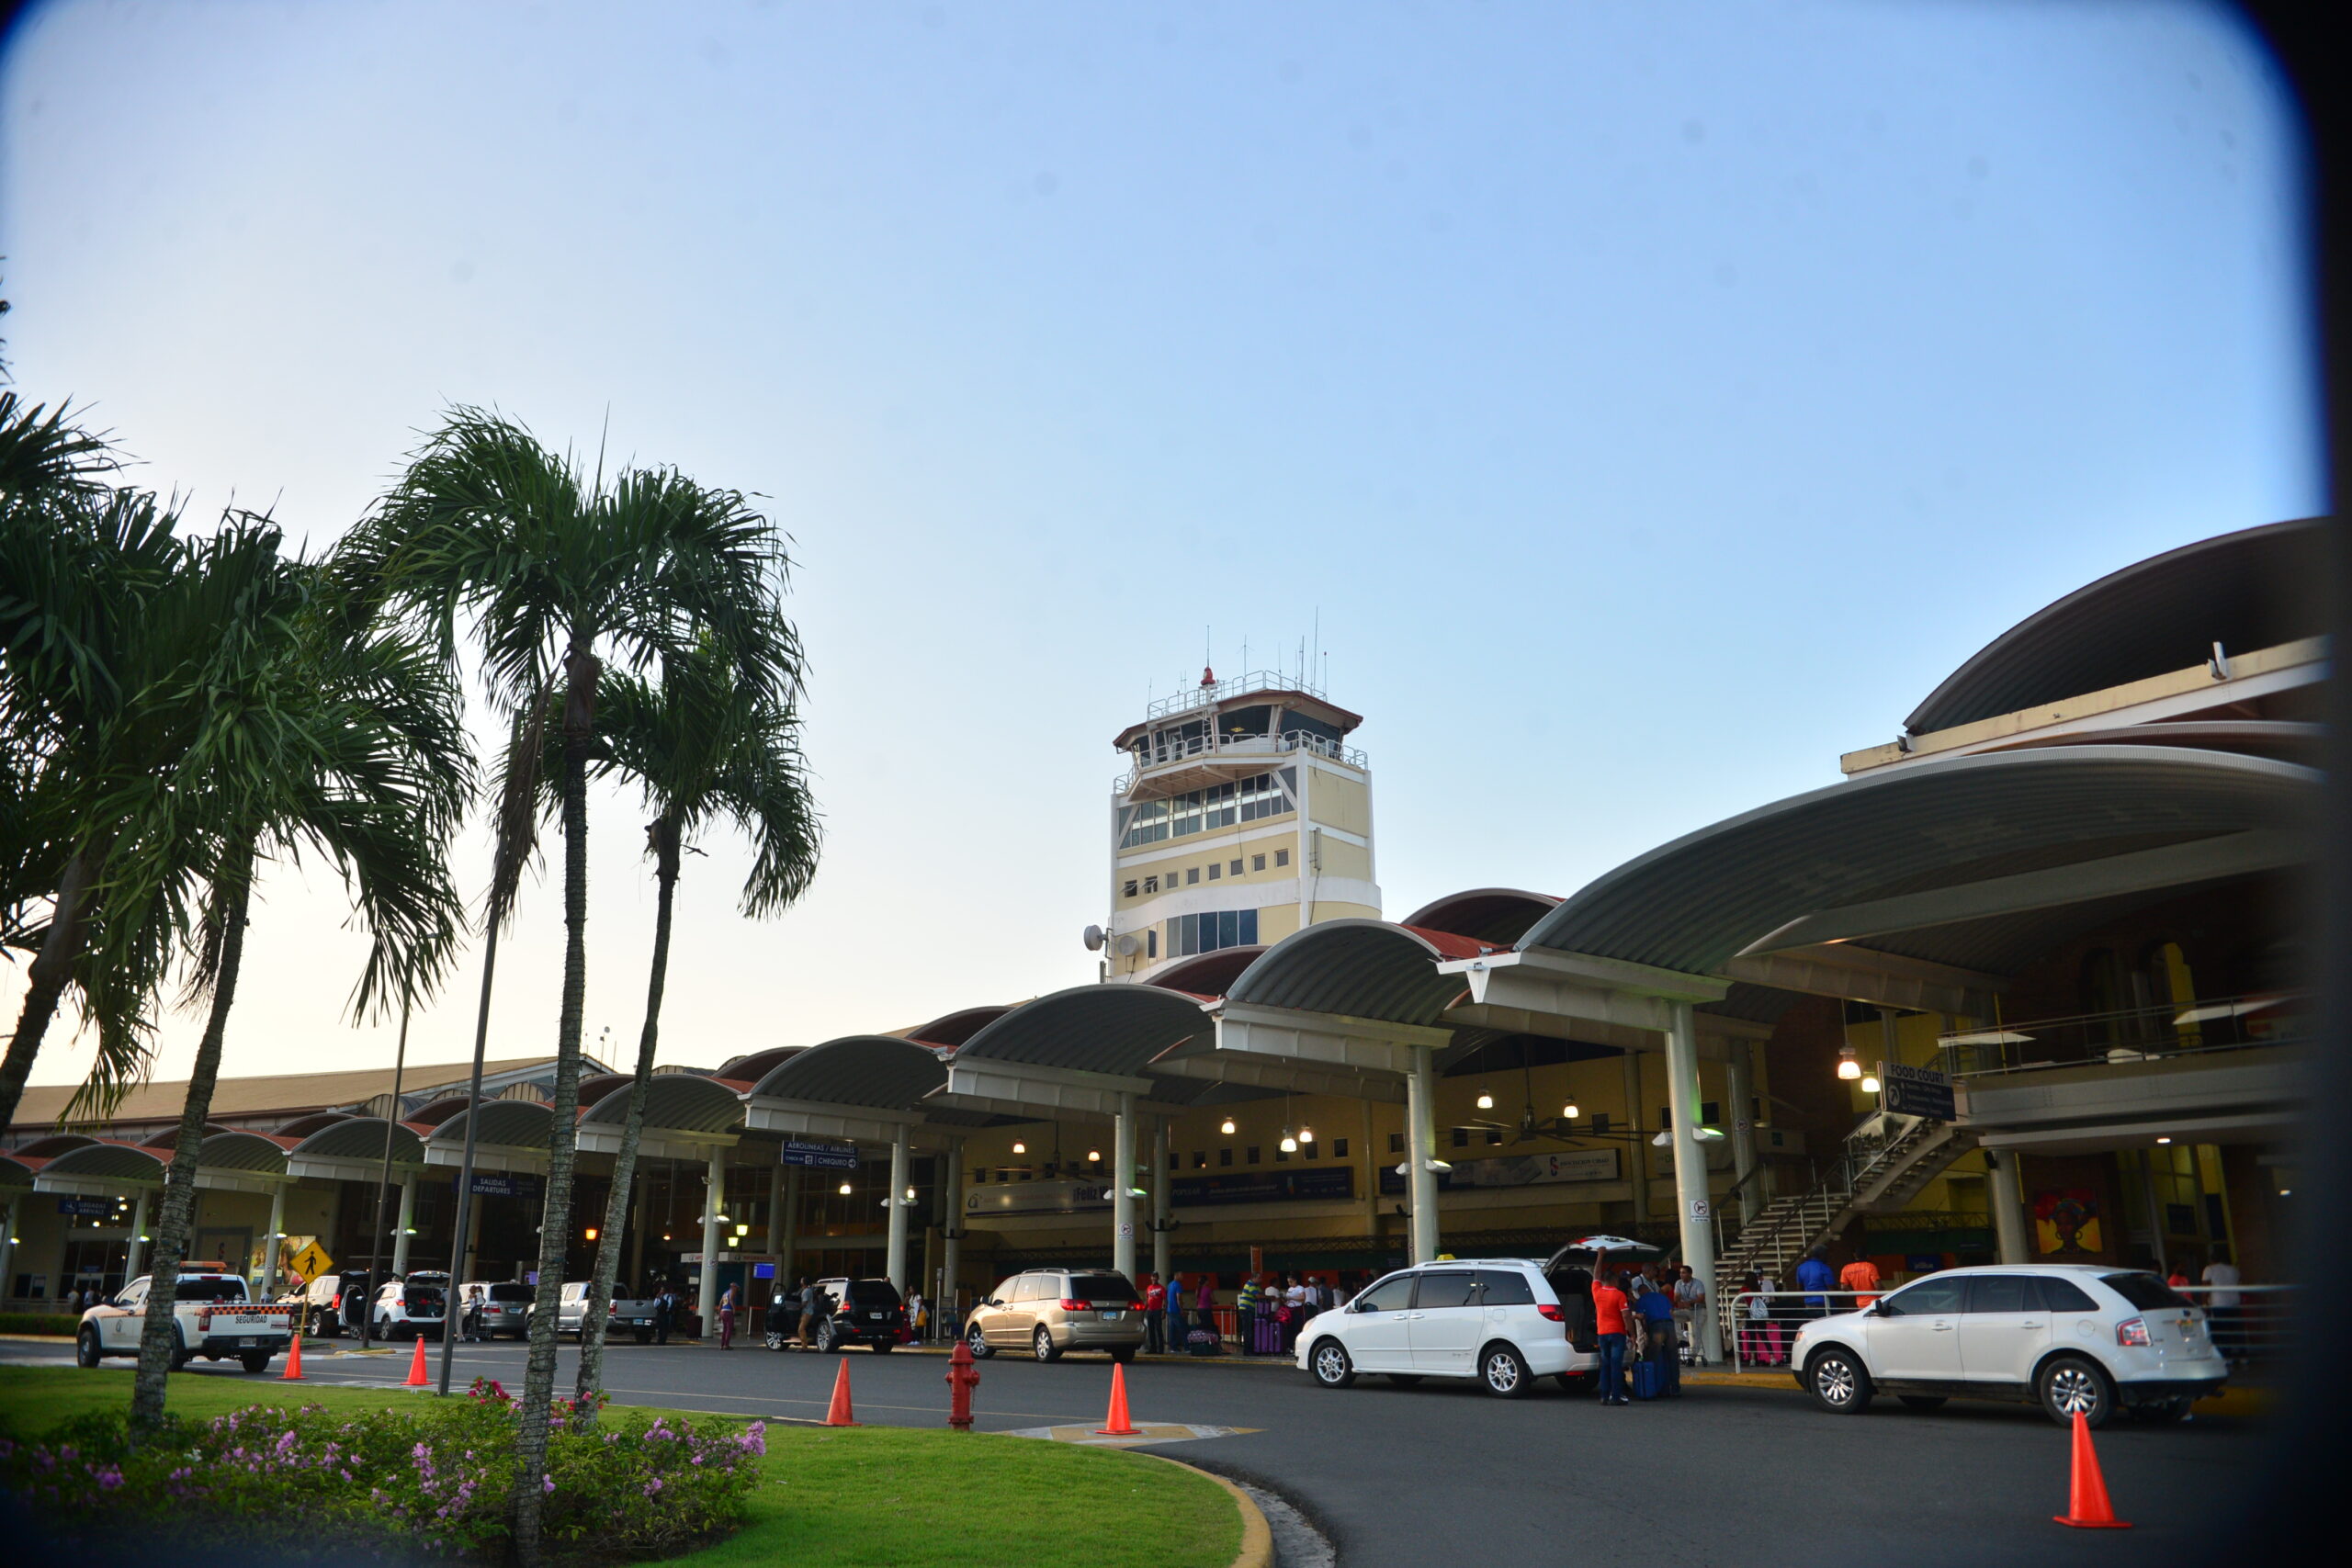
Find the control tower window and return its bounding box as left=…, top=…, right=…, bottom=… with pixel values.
left=1123, top=880, right=1138, bottom=898
left=1168, top=908, right=1260, bottom=957
left=1119, top=799, right=1170, bottom=849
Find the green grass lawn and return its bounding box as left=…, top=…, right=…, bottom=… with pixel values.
left=0, top=1368, right=1242, bottom=1568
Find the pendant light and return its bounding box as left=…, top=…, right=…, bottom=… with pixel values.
left=1476, top=1086, right=1494, bottom=1111
left=1563, top=1098, right=1580, bottom=1120
left=1860, top=1071, right=1882, bottom=1094
left=1280, top=1131, right=1299, bottom=1153
left=1298, top=1124, right=1316, bottom=1145
left=1087, top=1146, right=1102, bottom=1163
left=1837, top=1046, right=1861, bottom=1081
left=838, top=1180, right=853, bottom=1196
left=1012, top=1140, right=1026, bottom=1155
left=1220, top=1115, right=1237, bottom=1135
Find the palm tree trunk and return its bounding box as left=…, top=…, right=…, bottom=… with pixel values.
left=0, top=841, right=104, bottom=1134
left=511, top=640, right=599, bottom=1565
left=573, top=813, right=682, bottom=1420
left=129, top=839, right=253, bottom=1431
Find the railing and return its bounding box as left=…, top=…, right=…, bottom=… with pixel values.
left=1118, top=728, right=1368, bottom=795
left=1146, top=669, right=1326, bottom=721
left=2173, top=1283, right=2295, bottom=1365
left=1939, top=991, right=2307, bottom=1078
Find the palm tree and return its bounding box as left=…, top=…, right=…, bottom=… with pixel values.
left=122, top=519, right=470, bottom=1427
left=0, top=487, right=196, bottom=1133
left=571, top=645, right=819, bottom=1416
left=341, top=409, right=797, bottom=1562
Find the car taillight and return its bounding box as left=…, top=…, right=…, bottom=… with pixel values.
left=197, top=1308, right=212, bottom=1331
left=1061, top=1299, right=1084, bottom=1312
left=1536, top=1303, right=1565, bottom=1322
left=608, top=1302, right=618, bottom=1315
left=2116, top=1316, right=2152, bottom=1348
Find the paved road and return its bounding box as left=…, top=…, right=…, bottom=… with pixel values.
left=15, top=1337, right=2262, bottom=1565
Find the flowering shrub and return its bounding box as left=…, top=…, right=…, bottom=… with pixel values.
left=0, top=1383, right=764, bottom=1561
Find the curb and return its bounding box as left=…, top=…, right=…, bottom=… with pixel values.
left=1682, top=1367, right=2273, bottom=1416
left=1136, top=1451, right=1273, bottom=1568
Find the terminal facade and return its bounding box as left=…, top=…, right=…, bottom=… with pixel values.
left=4, top=522, right=2316, bottom=1347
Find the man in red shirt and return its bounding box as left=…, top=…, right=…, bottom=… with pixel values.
left=1838, top=1256, right=1883, bottom=1309
left=1591, top=1256, right=1632, bottom=1405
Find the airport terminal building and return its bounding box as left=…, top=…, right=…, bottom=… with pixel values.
left=4, top=521, right=2316, bottom=1336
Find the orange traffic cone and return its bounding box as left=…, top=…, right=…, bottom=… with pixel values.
left=279, top=1327, right=304, bottom=1381
left=2052, top=1410, right=2132, bottom=1529
left=823, top=1359, right=861, bottom=1427
left=404, top=1334, right=431, bottom=1388
left=1095, top=1362, right=1140, bottom=1437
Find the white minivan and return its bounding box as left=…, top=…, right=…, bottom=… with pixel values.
left=1792, top=1263, right=2226, bottom=1427
left=1296, top=1259, right=1595, bottom=1397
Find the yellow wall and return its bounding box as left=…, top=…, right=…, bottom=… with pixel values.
left=1306, top=771, right=1371, bottom=836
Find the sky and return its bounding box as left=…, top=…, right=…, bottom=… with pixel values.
left=0, top=0, right=2323, bottom=1094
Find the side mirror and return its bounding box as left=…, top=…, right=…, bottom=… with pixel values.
left=1870, top=1302, right=1892, bottom=1316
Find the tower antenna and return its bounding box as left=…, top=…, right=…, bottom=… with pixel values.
left=1311, top=608, right=1320, bottom=693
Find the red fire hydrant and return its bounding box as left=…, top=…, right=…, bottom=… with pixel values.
left=945, top=1336, right=981, bottom=1432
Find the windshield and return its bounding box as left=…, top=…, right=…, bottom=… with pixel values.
left=2101, top=1272, right=2193, bottom=1311
left=1067, top=1274, right=1138, bottom=1303
left=175, top=1279, right=247, bottom=1303
left=845, top=1281, right=902, bottom=1307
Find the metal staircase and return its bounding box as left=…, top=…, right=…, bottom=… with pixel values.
left=1714, top=1111, right=1980, bottom=1282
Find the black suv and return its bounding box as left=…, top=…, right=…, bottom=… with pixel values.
left=811, top=1278, right=907, bottom=1352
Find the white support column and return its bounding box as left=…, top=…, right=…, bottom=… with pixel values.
left=886, top=1128, right=911, bottom=1292
left=1986, top=1149, right=2030, bottom=1265
left=1622, top=1049, right=1650, bottom=1227
left=1150, top=1117, right=1172, bottom=1285
left=1406, top=1043, right=1439, bottom=1264
left=765, top=1160, right=786, bottom=1273
left=0, top=1200, right=16, bottom=1299
left=1113, top=1092, right=1138, bottom=1281
left=263, top=1184, right=287, bottom=1296
left=699, top=1148, right=727, bottom=1338
left=1663, top=1001, right=1721, bottom=1361
left=391, top=1179, right=415, bottom=1275
left=1726, top=1041, right=1760, bottom=1225
left=779, top=1166, right=802, bottom=1283
left=124, top=1190, right=151, bottom=1280
left=939, top=1142, right=961, bottom=1326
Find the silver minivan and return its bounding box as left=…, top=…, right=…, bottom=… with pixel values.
left=965, top=1269, right=1144, bottom=1362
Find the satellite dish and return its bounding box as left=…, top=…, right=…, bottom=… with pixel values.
left=1082, top=924, right=1107, bottom=952
left=1115, top=933, right=1140, bottom=956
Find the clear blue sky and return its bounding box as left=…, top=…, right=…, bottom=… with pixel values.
left=1, top=0, right=2321, bottom=1089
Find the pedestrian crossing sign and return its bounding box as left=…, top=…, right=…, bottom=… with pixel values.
left=288, top=1241, right=334, bottom=1282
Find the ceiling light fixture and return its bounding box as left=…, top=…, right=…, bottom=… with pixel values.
left=1012, top=1140, right=1026, bottom=1155
left=1087, top=1147, right=1102, bottom=1163
left=1298, top=1125, right=1316, bottom=1145
left=1837, top=1047, right=1861, bottom=1081
left=1476, top=1089, right=1494, bottom=1111
left=1281, top=1132, right=1299, bottom=1153
left=1563, top=1100, right=1580, bottom=1120
left=1860, top=1072, right=1881, bottom=1094
left=1220, top=1116, right=1237, bottom=1135
left=838, top=1181, right=853, bottom=1196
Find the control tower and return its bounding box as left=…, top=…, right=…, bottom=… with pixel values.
left=1100, top=669, right=1378, bottom=981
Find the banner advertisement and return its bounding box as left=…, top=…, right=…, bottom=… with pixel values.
left=1170, top=1168, right=1354, bottom=1207
left=967, top=1179, right=1115, bottom=1217
left=1381, top=1147, right=1620, bottom=1195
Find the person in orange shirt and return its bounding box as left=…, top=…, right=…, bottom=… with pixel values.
left=1838, top=1255, right=1883, bottom=1308
left=1591, top=1258, right=1633, bottom=1405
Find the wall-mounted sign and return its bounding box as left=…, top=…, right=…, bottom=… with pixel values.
left=967, top=1179, right=1114, bottom=1217
left=55, top=1197, right=119, bottom=1218
left=459, top=1172, right=538, bottom=1200
left=1379, top=1147, right=1619, bottom=1196
left=1171, top=1168, right=1354, bottom=1207
left=781, top=1139, right=861, bottom=1172
left=1882, top=1063, right=1956, bottom=1120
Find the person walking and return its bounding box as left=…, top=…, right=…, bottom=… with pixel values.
left=1143, top=1274, right=1167, bottom=1354
left=1193, top=1271, right=1217, bottom=1348
left=1165, top=1272, right=1191, bottom=1350
left=1794, top=1247, right=1837, bottom=1321
left=2201, top=1247, right=2244, bottom=1359
left=795, top=1276, right=821, bottom=1348
left=906, top=1289, right=927, bottom=1343
left=1634, top=1275, right=1679, bottom=1394
left=716, top=1281, right=738, bottom=1350
left=1671, top=1264, right=1707, bottom=1365
left=1592, top=1259, right=1632, bottom=1405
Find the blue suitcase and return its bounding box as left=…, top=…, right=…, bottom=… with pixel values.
left=1631, top=1359, right=1665, bottom=1401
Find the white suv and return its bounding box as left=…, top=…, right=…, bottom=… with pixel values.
left=1297, top=1259, right=1595, bottom=1398
left=1793, top=1264, right=2225, bottom=1427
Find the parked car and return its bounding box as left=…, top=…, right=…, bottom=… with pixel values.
left=1792, top=1264, right=2227, bottom=1427
left=78, top=1267, right=295, bottom=1374
left=539, top=1280, right=661, bottom=1343
left=457, top=1280, right=534, bottom=1340
left=1295, top=1259, right=1596, bottom=1397
left=371, top=1277, right=448, bottom=1339
left=964, top=1269, right=1143, bottom=1363
left=281, top=1268, right=376, bottom=1337
left=808, top=1277, right=909, bottom=1353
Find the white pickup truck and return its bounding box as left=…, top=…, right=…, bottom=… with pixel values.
left=545, top=1280, right=662, bottom=1344
left=75, top=1266, right=295, bottom=1373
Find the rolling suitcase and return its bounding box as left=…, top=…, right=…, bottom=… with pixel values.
left=1187, top=1327, right=1219, bottom=1357
left=1631, top=1359, right=1664, bottom=1401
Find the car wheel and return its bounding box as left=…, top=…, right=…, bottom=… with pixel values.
left=75, top=1327, right=101, bottom=1369
left=966, top=1324, right=995, bottom=1359
left=1034, top=1326, right=1062, bottom=1363
left=2038, top=1355, right=2114, bottom=1429
left=169, top=1332, right=191, bottom=1372
left=1479, top=1343, right=1532, bottom=1398
left=241, top=1350, right=272, bottom=1374
left=1309, top=1340, right=1355, bottom=1389
left=1806, top=1348, right=1872, bottom=1415
left=814, top=1321, right=834, bottom=1352
left=1386, top=1373, right=1422, bottom=1387
left=1898, top=1395, right=1948, bottom=1413
left=763, top=1331, right=786, bottom=1352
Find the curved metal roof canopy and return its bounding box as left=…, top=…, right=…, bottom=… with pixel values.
left=1225, top=920, right=1483, bottom=1023
left=741, top=1036, right=952, bottom=1143
left=578, top=1072, right=748, bottom=1161
left=1402, top=888, right=1561, bottom=945
left=1517, top=746, right=2317, bottom=981
left=424, top=1100, right=555, bottom=1174
left=1905, top=519, right=2325, bottom=735
left=285, top=1118, right=428, bottom=1181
